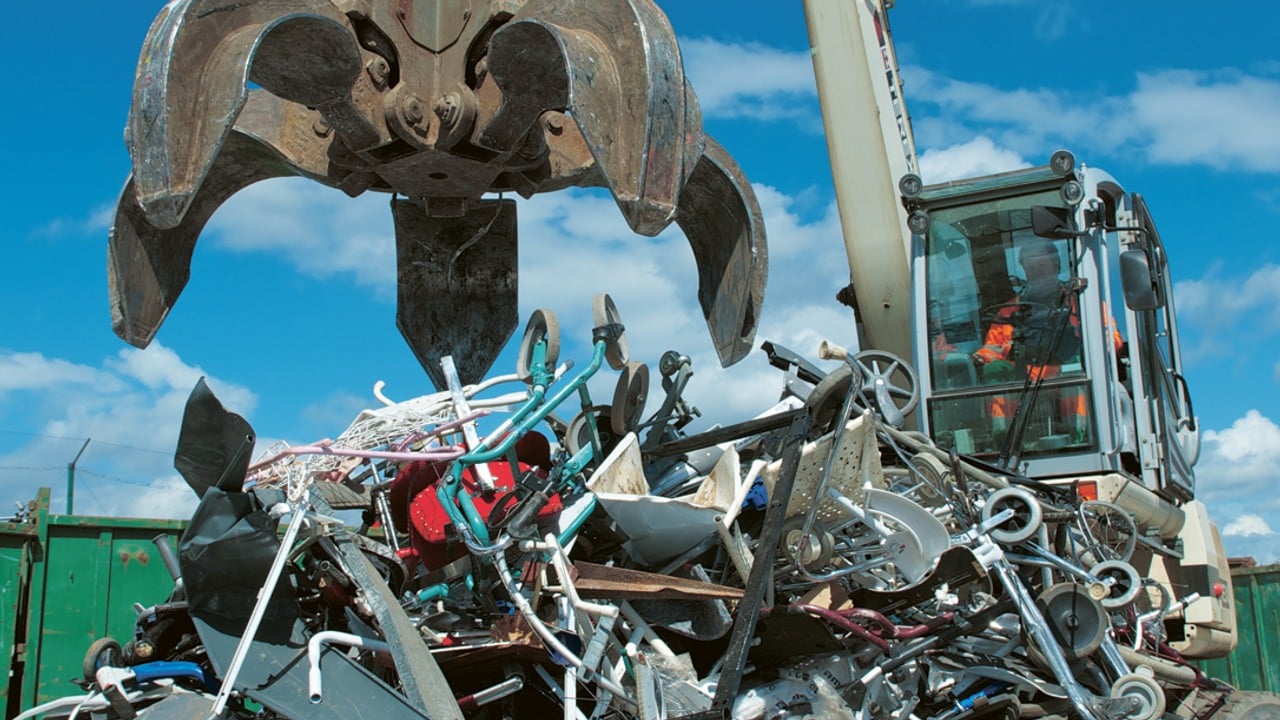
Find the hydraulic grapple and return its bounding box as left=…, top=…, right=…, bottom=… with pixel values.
left=108, top=0, right=766, bottom=388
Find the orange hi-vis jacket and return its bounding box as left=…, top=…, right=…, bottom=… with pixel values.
left=975, top=293, right=1123, bottom=419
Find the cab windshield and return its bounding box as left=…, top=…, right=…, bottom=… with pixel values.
left=923, top=189, right=1096, bottom=459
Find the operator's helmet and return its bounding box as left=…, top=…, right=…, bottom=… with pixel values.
left=1018, top=238, right=1058, bottom=267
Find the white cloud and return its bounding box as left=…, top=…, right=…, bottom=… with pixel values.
left=0, top=352, right=121, bottom=394
left=1176, top=264, right=1280, bottom=331
left=0, top=344, right=256, bottom=518
left=1194, top=410, right=1280, bottom=562
left=1130, top=71, right=1280, bottom=172
left=1202, top=410, right=1280, bottom=467
left=1223, top=514, right=1274, bottom=538
left=906, top=66, right=1280, bottom=174
left=918, top=136, right=1030, bottom=184
left=680, top=38, right=819, bottom=124
left=206, top=180, right=396, bottom=292
left=905, top=65, right=1111, bottom=156
left=74, top=472, right=199, bottom=521
left=29, top=202, right=116, bottom=240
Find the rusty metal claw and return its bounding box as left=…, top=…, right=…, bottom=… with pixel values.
left=677, top=137, right=768, bottom=367
left=494, top=0, right=703, bottom=235
left=126, top=0, right=359, bottom=229
left=110, top=126, right=300, bottom=347
left=112, top=0, right=768, bottom=385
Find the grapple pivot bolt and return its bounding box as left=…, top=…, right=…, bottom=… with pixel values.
left=404, top=95, right=425, bottom=125
left=367, top=58, right=391, bottom=88
left=435, top=94, right=459, bottom=126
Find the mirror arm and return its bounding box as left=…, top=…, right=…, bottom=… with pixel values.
left=1101, top=224, right=1147, bottom=235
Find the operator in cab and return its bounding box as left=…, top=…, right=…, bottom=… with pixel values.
left=973, top=238, right=1076, bottom=379
left=971, top=237, right=1122, bottom=433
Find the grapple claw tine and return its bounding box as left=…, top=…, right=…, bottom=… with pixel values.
left=676, top=137, right=768, bottom=367
left=392, top=199, right=521, bottom=391
left=126, top=0, right=356, bottom=229
left=110, top=129, right=296, bottom=346
left=109, top=176, right=191, bottom=347
left=492, top=0, right=703, bottom=236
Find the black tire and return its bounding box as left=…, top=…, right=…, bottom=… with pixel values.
left=82, top=637, right=123, bottom=682
left=1217, top=691, right=1280, bottom=720
left=804, top=364, right=855, bottom=439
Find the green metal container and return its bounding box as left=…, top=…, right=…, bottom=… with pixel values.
left=1, top=488, right=186, bottom=717
left=1201, top=564, right=1280, bottom=692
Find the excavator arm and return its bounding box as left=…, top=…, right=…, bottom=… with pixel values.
left=802, top=0, right=919, bottom=362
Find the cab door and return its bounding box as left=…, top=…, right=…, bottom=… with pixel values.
left=1120, top=194, right=1198, bottom=500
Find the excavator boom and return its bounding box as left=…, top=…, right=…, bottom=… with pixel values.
left=803, top=0, right=918, bottom=360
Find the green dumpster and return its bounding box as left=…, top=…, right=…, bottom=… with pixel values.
left=1201, top=563, right=1280, bottom=692
left=1, top=488, right=186, bottom=717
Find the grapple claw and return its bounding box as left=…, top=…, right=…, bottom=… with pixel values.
left=392, top=198, right=520, bottom=390
left=495, top=0, right=703, bottom=235
left=126, top=0, right=357, bottom=228
left=111, top=0, right=768, bottom=375
left=109, top=128, right=298, bottom=347
left=677, top=137, right=768, bottom=367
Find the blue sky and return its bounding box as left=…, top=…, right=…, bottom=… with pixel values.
left=2, top=2, right=1278, bottom=562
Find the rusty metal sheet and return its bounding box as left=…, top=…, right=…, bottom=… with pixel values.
left=571, top=561, right=744, bottom=602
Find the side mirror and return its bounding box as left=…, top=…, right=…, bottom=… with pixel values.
left=1031, top=205, right=1076, bottom=238
left=1119, top=249, right=1163, bottom=310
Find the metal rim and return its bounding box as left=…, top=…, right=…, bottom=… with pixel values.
left=983, top=487, right=1043, bottom=545
left=516, top=308, right=561, bottom=383
left=593, top=293, right=629, bottom=370
left=1110, top=672, right=1166, bottom=720
left=1036, top=583, right=1108, bottom=659
left=610, top=361, right=649, bottom=436
left=1091, top=559, right=1142, bottom=609
left=851, top=350, right=919, bottom=422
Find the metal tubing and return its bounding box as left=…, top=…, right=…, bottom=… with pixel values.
left=619, top=602, right=677, bottom=659
left=151, top=534, right=183, bottom=582
left=209, top=503, right=309, bottom=719
left=457, top=677, right=524, bottom=712
left=306, top=631, right=393, bottom=703
left=1115, top=646, right=1197, bottom=686
left=373, top=488, right=400, bottom=553
left=1098, top=635, right=1132, bottom=683
left=492, top=553, right=634, bottom=707
left=991, top=559, right=1101, bottom=720
left=438, top=342, right=607, bottom=543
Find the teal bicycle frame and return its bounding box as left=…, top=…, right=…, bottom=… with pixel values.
left=435, top=337, right=609, bottom=550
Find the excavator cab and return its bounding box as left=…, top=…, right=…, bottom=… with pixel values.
left=903, top=151, right=1198, bottom=499
left=904, top=154, right=1235, bottom=658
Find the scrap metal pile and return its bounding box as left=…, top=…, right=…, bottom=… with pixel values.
left=26, top=300, right=1232, bottom=720
left=46, top=0, right=1240, bottom=717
